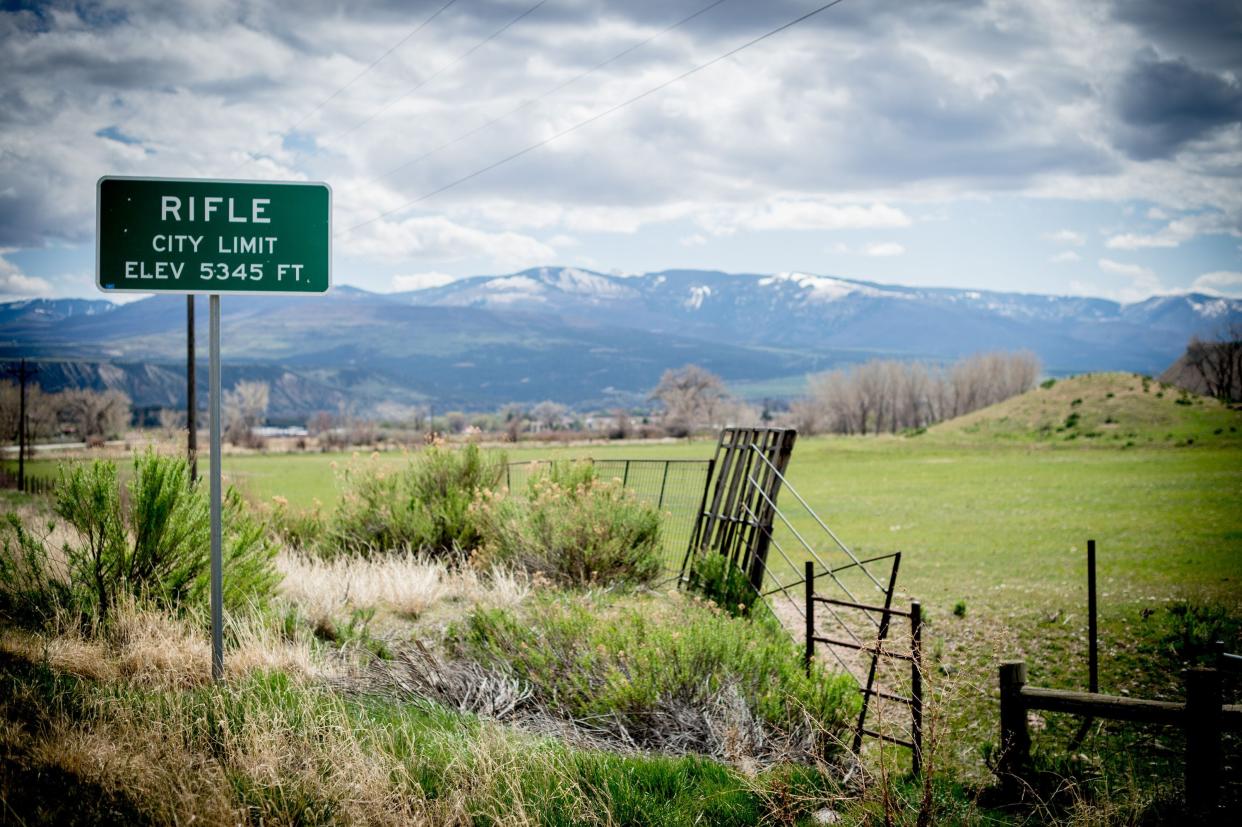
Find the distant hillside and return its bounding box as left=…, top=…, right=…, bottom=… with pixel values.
left=3, top=267, right=1240, bottom=414
left=930, top=372, right=1242, bottom=446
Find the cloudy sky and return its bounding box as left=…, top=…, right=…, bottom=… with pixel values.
left=2, top=0, right=1240, bottom=303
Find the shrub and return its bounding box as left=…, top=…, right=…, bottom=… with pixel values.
left=687, top=552, right=758, bottom=617
left=451, top=591, right=859, bottom=761
left=328, top=445, right=506, bottom=557
left=952, top=600, right=967, bottom=618
left=19, top=452, right=279, bottom=623
left=1040, top=378, right=1056, bottom=390
left=471, top=464, right=662, bottom=586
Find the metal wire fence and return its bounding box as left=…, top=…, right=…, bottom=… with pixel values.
left=505, top=458, right=713, bottom=580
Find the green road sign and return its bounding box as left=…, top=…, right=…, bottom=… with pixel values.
left=96, top=176, right=331, bottom=295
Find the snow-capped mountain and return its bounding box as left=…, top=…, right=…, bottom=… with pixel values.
left=397, top=266, right=1239, bottom=372
left=3, top=266, right=1238, bottom=413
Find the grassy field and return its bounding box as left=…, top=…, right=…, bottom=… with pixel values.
left=3, top=373, right=1240, bottom=822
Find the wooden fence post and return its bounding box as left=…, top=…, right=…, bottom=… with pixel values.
left=998, top=660, right=1030, bottom=797
left=1184, top=667, right=1221, bottom=815
left=911, top=600, right=923, bottom=778
left=804, top=560, right=814, bottom=677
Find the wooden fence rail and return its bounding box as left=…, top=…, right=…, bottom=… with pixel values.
left=998, top=660, right=1241, bottom=814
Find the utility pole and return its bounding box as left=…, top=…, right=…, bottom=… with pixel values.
left=5, top=360, right=38, bottom=492
left=187, top=296, right=197, bottom=482
left=18, top=359, right=27, bottom=491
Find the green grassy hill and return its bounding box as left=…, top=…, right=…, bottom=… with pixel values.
left=929, top=371, right=1242, bottom=446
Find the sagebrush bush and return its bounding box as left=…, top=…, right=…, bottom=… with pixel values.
left=452, top=590, right=859, bottom=759
left=0, top=452, right=278, bottom=625
left=328, top=445, right=505, bottom=557
left=471, top=463, right=662, bottom=586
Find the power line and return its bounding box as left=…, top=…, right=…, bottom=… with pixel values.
left=235, top=0, right=459, bottom=173
left=325, top=0, right=548, bottom=145
left=367, top=0, right=731, bottom=187
left=340, top=0, right=850, bottom=236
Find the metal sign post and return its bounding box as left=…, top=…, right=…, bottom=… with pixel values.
left=97, top=175, right=331, bottom=682
left=209, top=294, right=223, bottom=680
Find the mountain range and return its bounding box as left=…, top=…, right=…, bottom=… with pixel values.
left=2, top=267, right=1238, bottom=418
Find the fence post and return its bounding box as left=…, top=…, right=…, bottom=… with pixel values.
left=657, top=460, right=670, bottom=509
left=1184, top=667, right=1222, bottom=815
left=804, top=560, right=814, bottom=677
left=1087, top=539, right=1098, bottom=693
left=998, top=660, right=1030, bottom=798
left=911, top=600, right=923, bottom=778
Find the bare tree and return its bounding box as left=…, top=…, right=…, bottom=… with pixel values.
left=799, top=351, right=1042, bottom=435
left=531, top=400, right=569, bottom=430
left=1185, top=323, right=1242, bottom=402
left=61, top=388, right=132, bottom=440
left=651, top=364, right=732, bottom=436
left=0, top=381, right=59, bottom=444
left=157, top=407, right=186, bottom=439
left=223, top=380, right=269, bottom=446
left=444, top=411, right=468, bottom=434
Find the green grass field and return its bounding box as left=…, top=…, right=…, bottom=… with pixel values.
left=15, top=373, right=1242, bottom=617
left=4, top=373, right=1241, bottom=820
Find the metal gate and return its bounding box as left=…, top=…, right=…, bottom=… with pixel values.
left=680, top=428, right=923, bottom=770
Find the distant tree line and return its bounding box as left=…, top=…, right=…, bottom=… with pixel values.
left=0, top=383, right=132, bottom=445
left=788, top=351, right=1042, bottom=435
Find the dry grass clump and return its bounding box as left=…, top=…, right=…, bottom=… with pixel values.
left=0, top=597, right=330, bottom=689
left=276, top=550, right=529, bottom=627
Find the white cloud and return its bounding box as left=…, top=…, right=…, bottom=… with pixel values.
left=1050, top=250, right=1081, bottom=264
left=390, top=272, right=457, bottom=292
left=1097, top=258, right=1164, bottom=302
left=701, top=199, right=912, bottom=236
left=1043, top=229, right=1086, bottom=246
left=863, top=242, right=905, bottom=257
left=1191, top=271, right=1242, bottom=297
left=680, top=233, right=707, bottom=247
left=0, top=250, right=52, bottom=297
left=1098, top=258, right=1154, bottom=278
left=1106, top=211, right=1241, bottom=250
left=344, top=216, right=555, bottom=269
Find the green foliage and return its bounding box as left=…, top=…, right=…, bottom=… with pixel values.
left=452, top=591, right=859, bottom=755
left=4, top=452, right=278, bottom=624
left=328, top=445, right=505, bottom=557
left=1142, top=600, right=1241, bottom=666
left=686, top=552, right=758, bottom=617
left=1040, top=378, right=1056, bottom=390
left=952, top=599, right=967, bottom=618
left=472, top=467, right=662, bottom=586
left=266, top=496, right=326, bottom=552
